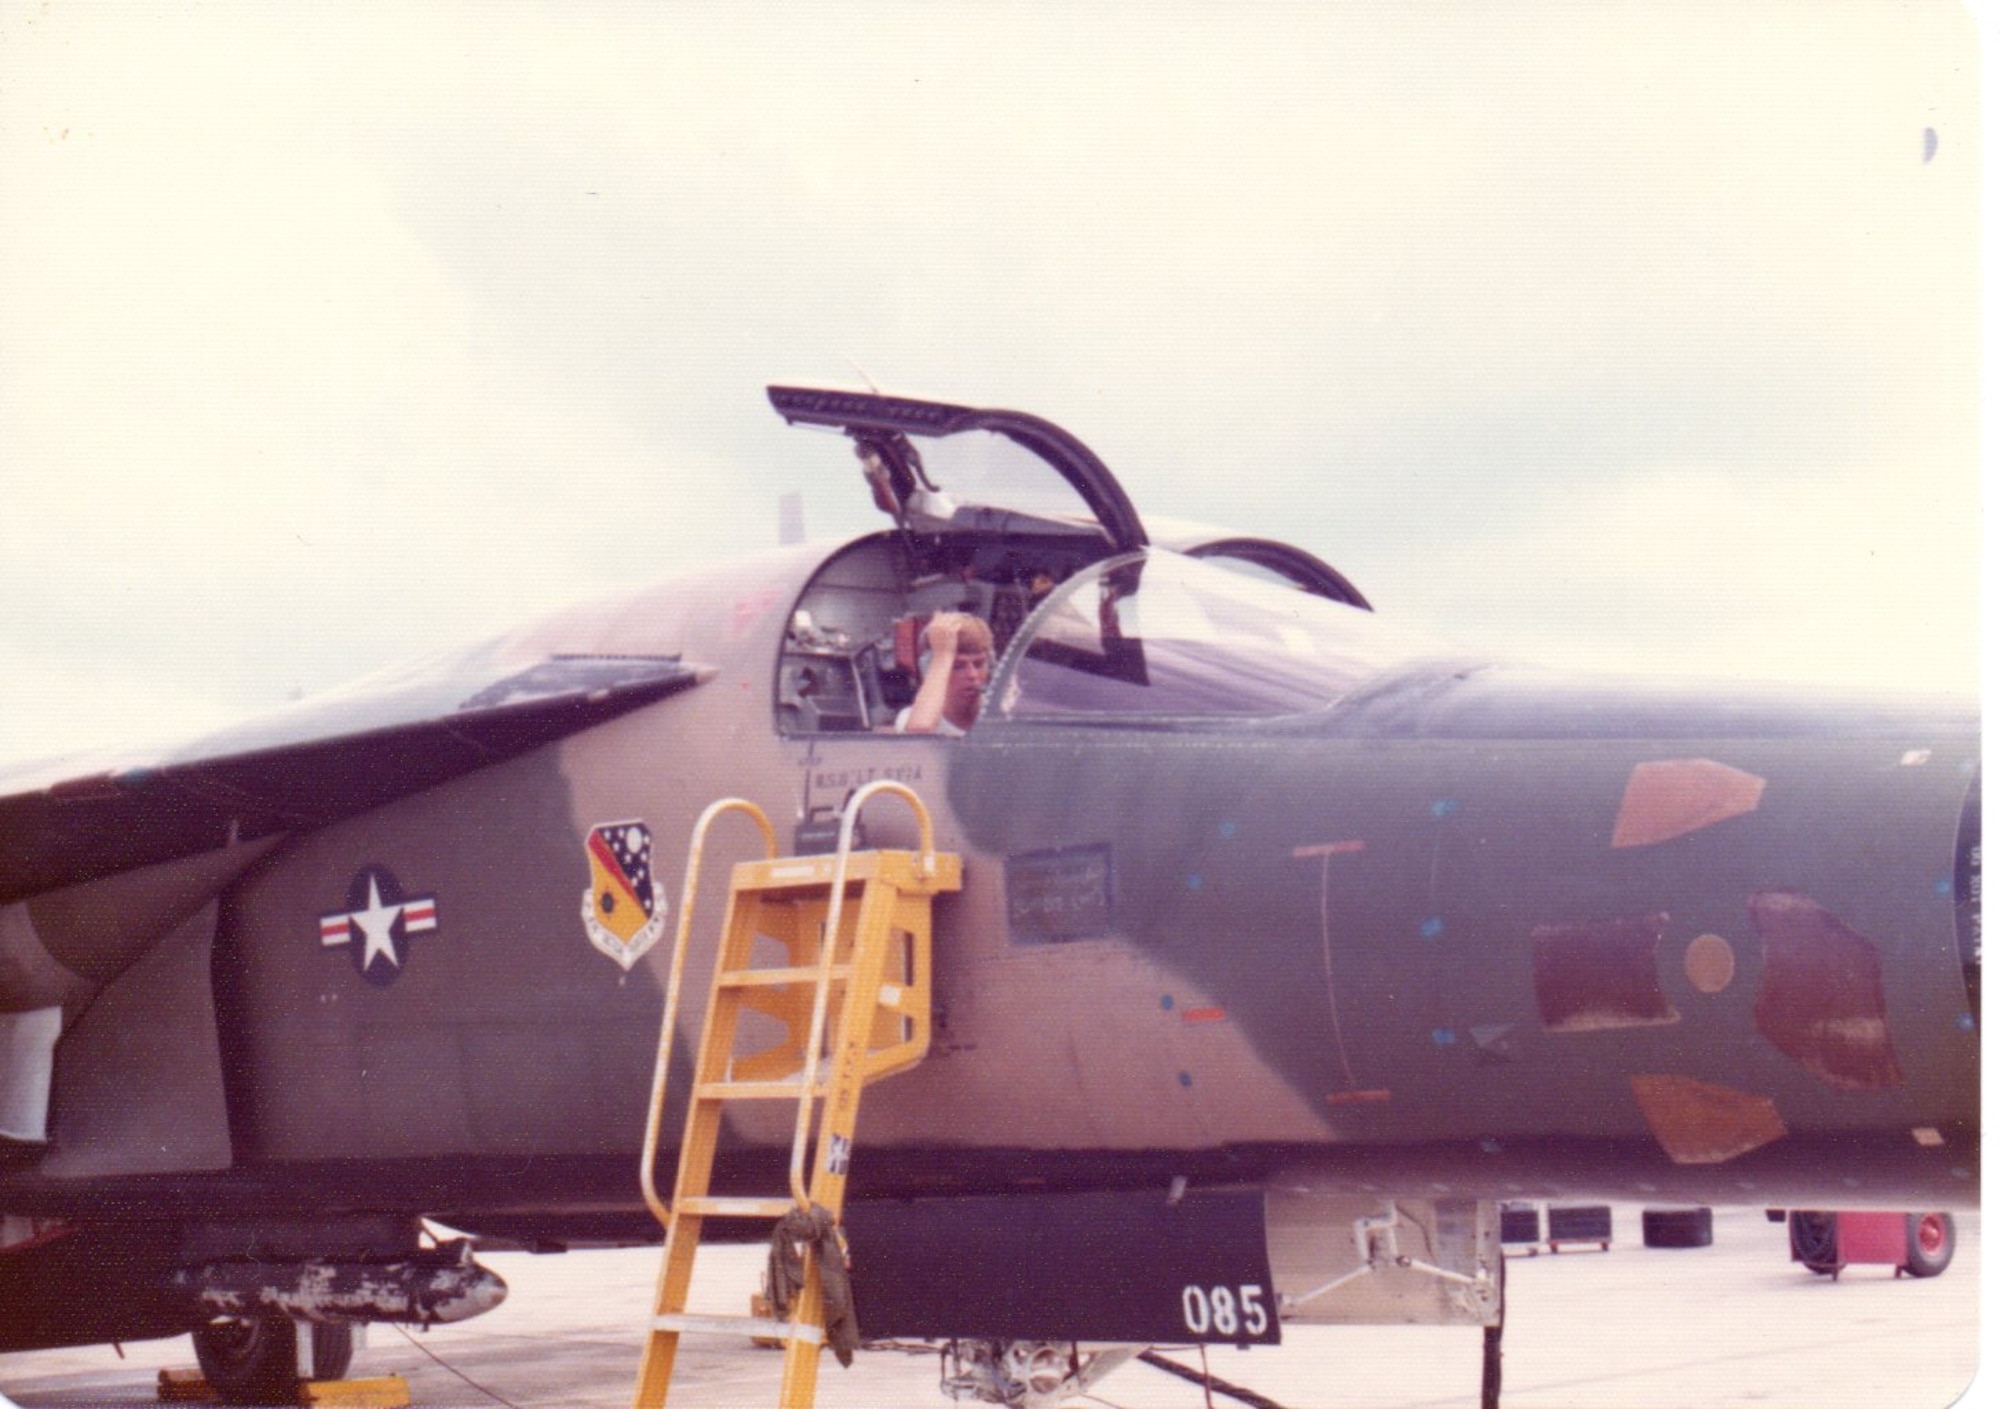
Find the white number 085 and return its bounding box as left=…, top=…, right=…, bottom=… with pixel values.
left=1180, top=1283, right=1269, bottom=1338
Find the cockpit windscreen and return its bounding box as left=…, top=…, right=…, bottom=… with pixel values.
left=996, top=551, right=1445, bottom=721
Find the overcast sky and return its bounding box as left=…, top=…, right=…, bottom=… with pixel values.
left=1, top=3, right=1985, bottom=764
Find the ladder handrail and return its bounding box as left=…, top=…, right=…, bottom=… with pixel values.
left=640, top=797, right=779, bottom=1228
left=788, top=780, right=936, bottom=1208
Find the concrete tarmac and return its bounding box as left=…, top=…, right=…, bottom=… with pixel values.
left=0, top=1205, right=1980, bottom=1408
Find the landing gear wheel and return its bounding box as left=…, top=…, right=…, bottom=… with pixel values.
left=308, top=1322, right=355, bottom=1381
left=1903, top=1212, right=1955, bottom=1277
left=1788, top=1211, right=1841, bottom=1276
left=193, top=1314, right=354, bottom=1404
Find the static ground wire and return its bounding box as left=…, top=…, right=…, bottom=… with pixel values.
left=386, top=1322, right=524, bottom=1409
left=1140, top=1347, right=1293, bottom=1409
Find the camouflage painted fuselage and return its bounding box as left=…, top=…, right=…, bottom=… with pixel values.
left=3, top=544, right=1975, bottom=1235
left=0, top=392, right=1978, bottom=1353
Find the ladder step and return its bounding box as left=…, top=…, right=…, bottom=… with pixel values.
left=674, top=1195, right=798, bottom=1218
left=735, top=857, right=872, bottom=890
left=696, top=1079, right=824, bottom=1100
left=651, top=1312, right=823, bottom=1345
left=717, top=964, right=851, bottom=988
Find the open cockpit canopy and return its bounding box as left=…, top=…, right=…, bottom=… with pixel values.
left=768, top=385, right=1148, bottom=552
left=769, top=386, right=1389, bottom=735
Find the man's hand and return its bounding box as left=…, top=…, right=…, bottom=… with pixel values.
left=924, top=611, right=972, bottom=661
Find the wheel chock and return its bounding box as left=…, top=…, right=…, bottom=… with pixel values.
left=297, top=1374, right=411, bottom=1407
left=156, top=1367, right=215, bottom=1402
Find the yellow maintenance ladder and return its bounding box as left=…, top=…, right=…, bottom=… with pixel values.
left=632, top=782, right=961, bottom=1409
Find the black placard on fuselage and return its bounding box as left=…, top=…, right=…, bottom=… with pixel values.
left=843, top=1188, right=1278, bottom=1345
left=1004, top=844, right=1116, bottom=944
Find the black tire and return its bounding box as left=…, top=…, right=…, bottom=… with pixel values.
left=1903, top=1212, right=1955, bottom=1278
left=193, top=1315, right=354, bottom=1404
left=1788, top=1210, right=1840, bottom=1274
left=308, top=1321, right=355, bottom=1381
left=1641, top=1207, right=1713, bottom=1249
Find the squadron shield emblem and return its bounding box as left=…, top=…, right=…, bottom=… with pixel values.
left=582, top=820, right=667, bottom=970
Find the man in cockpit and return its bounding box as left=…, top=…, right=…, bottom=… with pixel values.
left=895, top=612, right=993, bottom=736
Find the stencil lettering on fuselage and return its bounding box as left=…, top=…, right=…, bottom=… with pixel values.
left=1005, top=844, right=1115, bottom=944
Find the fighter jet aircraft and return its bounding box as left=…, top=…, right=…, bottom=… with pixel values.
left=0, top=386, right=1978, bottom=1404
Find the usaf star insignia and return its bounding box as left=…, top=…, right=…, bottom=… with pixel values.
left=582, top=820, right=667, bottom=971
left=319, top=866, right=439, bottom=986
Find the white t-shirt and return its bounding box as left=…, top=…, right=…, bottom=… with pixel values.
left=893, top=707, right=965, bottom=737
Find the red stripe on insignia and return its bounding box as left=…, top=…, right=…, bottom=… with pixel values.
left=403, top=900, right=437, bottom=931
left=587, top=830, right=644, bottom=908
left=320, top=916, right=350, bottom=945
